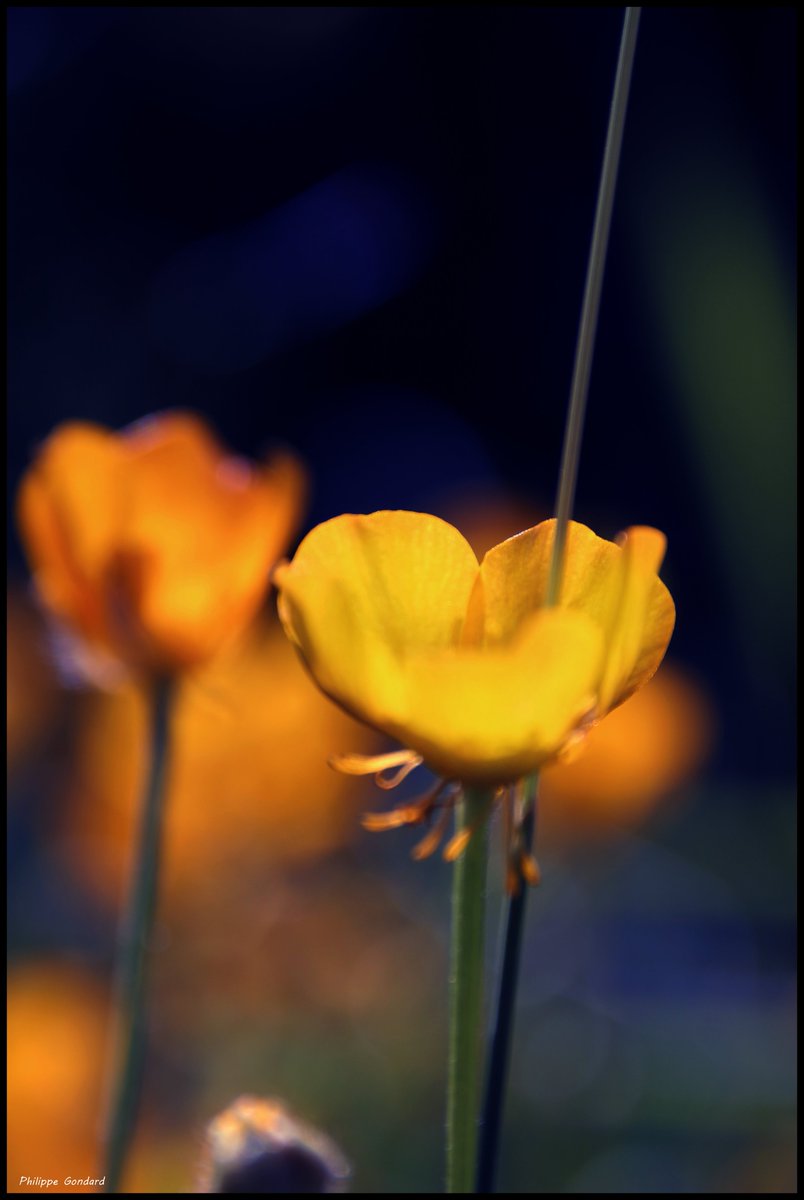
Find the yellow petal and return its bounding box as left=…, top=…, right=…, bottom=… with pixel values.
left=480, top=519, right=674, bottom=714
left=597, top=525, right=676, bottom=710
left=275, top=511, right=480, bottom=730
left=479, top=520, right=606, bottom=642
left=381, top=608, right=603, bottom=784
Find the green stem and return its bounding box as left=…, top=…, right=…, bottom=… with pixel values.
left=446, top=788, right=491, bottom=1194
left=102, top=676, right=174, bottom=1194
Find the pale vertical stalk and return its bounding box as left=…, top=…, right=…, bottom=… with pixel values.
left=102, top=676, right=173, bottom=1194
left=476, top=9, right=642, bottom=1193
left=547, top=7, right=642, bottom=604
left=446, top=788, right=491, bottom=1193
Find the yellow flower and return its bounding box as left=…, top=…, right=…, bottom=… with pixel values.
left=17, top=412, right=305, bottom=680
left=274, top=511, right=675, bottom=865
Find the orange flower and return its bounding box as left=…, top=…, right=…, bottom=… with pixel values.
left=17, top=412, right=304, bottom=679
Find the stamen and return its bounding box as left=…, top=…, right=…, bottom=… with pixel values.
left=412, top=804, right=453, bottom=861
left=375, top=757, right=424, bottom=790
left=503, top=780, right=542, bottom=891
left=329, top=749, right=422, bottom=779
left=361, top=779, right=449, bottom=836
left=360, top=808, right=422, bottom=832
left=443, top=826, right=473, bottom=863
left=519, top=852, right=542, bottom=887
left=443, top=789, right=495, bottom=862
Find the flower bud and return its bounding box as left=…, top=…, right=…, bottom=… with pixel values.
left=197, top=1096, right=350, bottom=1194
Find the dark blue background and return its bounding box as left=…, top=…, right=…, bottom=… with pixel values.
left=7, top=8, right=796, bottom=1194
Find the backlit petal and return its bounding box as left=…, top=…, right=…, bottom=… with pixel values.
left=480, top=518, right=674, bottom=713
left=598, top=526, right=676, bottom=710
left=383, top=608, right=603, bottom=784
left=275, top=511, right=480, bottom=729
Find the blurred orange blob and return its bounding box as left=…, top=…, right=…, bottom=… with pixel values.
left=60, top=616, right=380, bottom=907
left=540, top=664, right=714, bottom=841
left=17, top=412, right=304, bottom=680
left=7, top=962, right=108, bottom=1192
left=7, top=588, right=62, bottom=779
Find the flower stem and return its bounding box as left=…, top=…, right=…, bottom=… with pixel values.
left=446, top=787, right=491, bottom=1193
left=476, top=8, right=642, bottom=1193
left=475, top=779, right=538, bottom=1194
left=102, top=676, right=174, bottom=1194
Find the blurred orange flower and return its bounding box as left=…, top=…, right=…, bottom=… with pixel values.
left=540, top=664, right=714, bottom=842
left=17, top=412, right=304, bottom=681
left=7, top=962, right=109, bottom=1192
left=59, top=616, right=380, bottom=907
